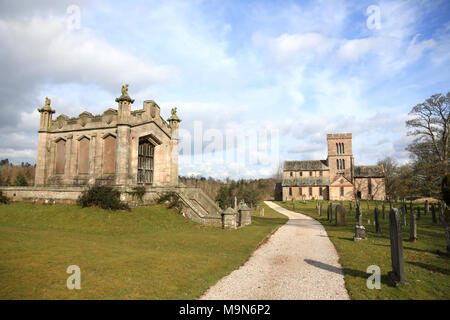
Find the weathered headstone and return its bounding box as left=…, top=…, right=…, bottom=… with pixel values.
left=382, top=202, right=385, bottom=220
left=424, top=200, right=429, bottom=215
left=401, top=203, right=407, bottom=226
left=410, top=207, right=418, bottom=242
left=417, top=207, right=421, bottom=220
left=319, top=202, right=323, bottom=216
left=335, top=204, right=346, bottom=226
left=374, top=207, right=381, bottom=233
left=431, top=203, right=437, bottom=224
left=388, top=208, right=409, bottom=286
left=354, top=204, right=366, bottom=240
left=327, top=203, right=331, bottom=221
left=438, top=202, right=450, bottom=253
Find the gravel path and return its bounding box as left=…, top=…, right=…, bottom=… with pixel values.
left=200, top=201, right=350, bottom=300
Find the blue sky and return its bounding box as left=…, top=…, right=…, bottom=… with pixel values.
left=0, top=0, right=449, bottom=179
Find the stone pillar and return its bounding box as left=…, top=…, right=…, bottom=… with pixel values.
left=115, top=85, right=134, bottom=186
left=35, top=97, right=55, bottom=186
left=168, top=108, right=181, bottom=187
left=388, top=208, right=409, bottom=286
left=222, top=207, right=237, bottom=229
left=238, top=202, right=252, bottom=227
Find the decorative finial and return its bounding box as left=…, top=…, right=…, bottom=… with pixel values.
left=38, top=96, right=55, bottom=113
left=115, top=83, right=135, bottom=103
left=168, top=107, right=181, bottom=122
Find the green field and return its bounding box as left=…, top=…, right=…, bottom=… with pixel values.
left=275, top=200, right=450, bottom=299
left=0, top=202, right=287, bottom=299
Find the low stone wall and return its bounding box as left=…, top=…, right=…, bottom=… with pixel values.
left=0, top=185, right=230, bottom=228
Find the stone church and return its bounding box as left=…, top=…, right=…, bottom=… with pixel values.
left=282, top=133, right=386, bottom=201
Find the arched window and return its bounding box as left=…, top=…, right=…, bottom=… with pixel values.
left=336, top=143, right=339, bottom=154
left=103, top=135, right=116, bottom=174
left=55, top=139, right=66, bottom=174
left=342, top=143, right=345, bottom=154
left=78, top=137, right=90, bottom=174
left=336, top=159, right=339, bottom=169
left=343, top=159, right=345, bottom=169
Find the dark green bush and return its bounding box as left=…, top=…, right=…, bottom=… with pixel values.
left=77, top=185, right=129, bottom=210
left=0, top=191, right=9, bottom=204
left=130, top=186, right=146, bottom=203
left=156, top=192, right=183, bottom=213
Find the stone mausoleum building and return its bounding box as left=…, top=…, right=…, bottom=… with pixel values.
left=282, top=133, right=385, bottom=201
left=35, top=84, right=180, bottom=188
left=1, top=85, right=251, bottom=229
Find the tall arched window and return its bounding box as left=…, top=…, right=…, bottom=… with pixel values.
left=103, top=135, right=116, bottom=174
left=336, top=143, right=339, bottom=154
left=343, top=159, right=345, bottom=169
left=342, top=143, right=345, bottom=154
left=55, top=139, right=66, bottom=174
left=336, top=159, right=339, bottom=169
left=78, top=137, right=90, bottom=174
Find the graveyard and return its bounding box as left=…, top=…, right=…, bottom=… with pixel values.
left=0, top=202, right=286, bottom=299
left=275, top=200, right=450, bottom=299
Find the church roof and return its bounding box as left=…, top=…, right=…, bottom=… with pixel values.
left=283, top=160, right=329, bottom=171
left=282, top=177, right=330, bottom=187
left=354, top=165, right=385, bottom=178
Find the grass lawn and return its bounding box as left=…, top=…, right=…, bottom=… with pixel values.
left=0, top=202, right=287, bottom=299
left=275, top=200, right=450, bottom=300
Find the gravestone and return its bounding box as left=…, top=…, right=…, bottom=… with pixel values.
left=438, top=202, right=450, bottom=253
left=319, top=202, right=323, bottom=216
left=410, top=207, right=418, bottom=242
left=417, top=207, right=421, bottom=220
left=388, top=208, right=409, bottom=286
left=401, top=203, right=407, bottom=226
left=431, top=203, right=437, bottom=224
left=374, top=207, right=381, bottom=233
left=349, top=201, right=352, bottom=215
left=382, top=202, right=385, bottom=220
left=425, top=200, right=429, bottom=215
left=354, top=204, right=366, bottom=240
left=327, top=203, right=331, bottom=221
left=317, top=202, right=321, bottom=215
left=335, top=204, right=346, bottom=226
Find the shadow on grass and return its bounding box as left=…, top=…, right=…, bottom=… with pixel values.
left=304, top=259, right=395, bottom=287
left=406, top=261, right=450, bottom=275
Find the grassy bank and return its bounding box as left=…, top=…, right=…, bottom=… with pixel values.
left=0, top=202, right=287, bottom=299
left=275, top=200, right=449, bottom=300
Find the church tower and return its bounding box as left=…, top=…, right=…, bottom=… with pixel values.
left=327, top=133, right=354, bottom=183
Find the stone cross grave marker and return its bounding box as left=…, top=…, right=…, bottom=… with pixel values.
left=388, top=208, right=409, bottom=286
left=354, top=203, right=366, bottom=240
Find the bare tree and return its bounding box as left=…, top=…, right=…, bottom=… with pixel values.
left=406, top=93, right=450, bottom=175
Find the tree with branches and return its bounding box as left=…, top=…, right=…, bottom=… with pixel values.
left=406, top=93, right=449, bottom=197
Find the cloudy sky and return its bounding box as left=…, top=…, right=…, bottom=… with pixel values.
left=0, top=0, right=449, bottom=179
